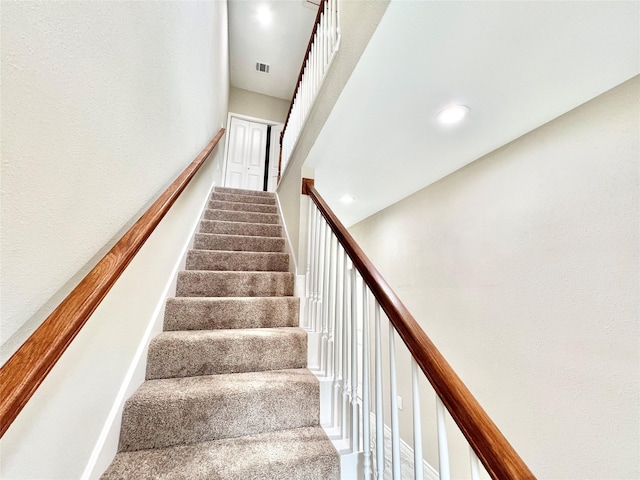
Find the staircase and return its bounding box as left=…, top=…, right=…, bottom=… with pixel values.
left=102, top=187, right=340, bottom=479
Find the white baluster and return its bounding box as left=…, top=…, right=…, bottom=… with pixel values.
left=329, top=0, right=335, bottom=46
left=304, top=198, right=312, bottom=330
left=312, top=33, right=318, bottom=95
left=307, top=205, right=317, bottom=331
left=341, top=253, right=350, bottom=441
left=310, top=204, right=317, bottom=331
left=469, top=447, right=481, bottom=480
left=323, top=5, right=329, bottom=70
left=362, top=286, right=372, bottom=479
left=350, top=266, right=359, bottom=453
left=313, top=46, right=317, bottom=94
left=320, top=220, right=331, bottom=374
left=335, top=0, right=341, bottom=40
left=374, top=302, right=384, bottom=479
left=317, top=220, right=327, bottom=343
left=328, top=1, right=333, bottom=59
left=412, top=359, right=424, bottom=480
left=389, top=323, right=401, bottom=479
left=304, top=63, right=309, bottom=116
left=319, top=11, right=325, bottom=74
left=332, top=245, right=344, bottom=430
left=312, top=206, right=321, bottom=332
left=436, top=397, right=451, bottom=480
left=326, top=233, right=336, bottom=378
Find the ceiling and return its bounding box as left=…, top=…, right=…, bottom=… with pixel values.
left=306, top=0, right=640, bottom=226
left=228, top=0, right=318, bottom=100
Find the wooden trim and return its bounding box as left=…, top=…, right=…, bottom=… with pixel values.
left=301, top=177, right=314, bottom=195
left=0, top=128, right=225, bottom=438
left=282, top=0, right=328, bottom=134
left=302, top=178, right=536, bottom=480
left=277, top=137, right=283, bottom=185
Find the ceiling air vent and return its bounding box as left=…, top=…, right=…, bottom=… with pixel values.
left=256, top=62, right=270, bottom=74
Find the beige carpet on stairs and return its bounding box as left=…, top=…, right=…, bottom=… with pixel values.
left=102, top=186, right=340, bottom=480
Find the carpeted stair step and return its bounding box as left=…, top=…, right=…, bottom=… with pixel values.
left=146, top=327, right=307, bottom=379
left=193, top=233, right=285, bottom=253
left=210, top=192, right=276, bottom=205
left=208, top=200, right=277, bottom=214
left=118, top=369, right=319, bottom=452
left=176, top=271, right=294, bottom=297
left=203, top=209, right=280, bottom=224
left=186, top=250, right=289, bottom=272
left=214, top=186, right=275, bottom=198
left=101, top=426, right=340, bottom=480
left=199, top=219, right=282, bottom=237
left=163, top=297, right=299, bottom=331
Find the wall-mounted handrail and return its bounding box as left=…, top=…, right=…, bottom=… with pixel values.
left=302, top=178, right=535, bottom=480
left=279, top=0, right=340, bottom=180
left=0, top=128, right=225, bottom=438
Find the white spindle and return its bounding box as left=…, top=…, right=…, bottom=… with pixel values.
left=341, top=253, right=350, bottom=441
left=312, top=207, right=321, bottom=332
left=312, top=32, right=318, bottom=93
left=310, top=204, right=320, bottom=332
left=374, top=302, right=384, bottom=479
left=350, top=266, right=359, bottom=452
left=470, top=447, right=482, bottom=480
left=303, top=63, right=308, bottom=112
left=436, top=397, right=451, bottom=480
left=328, top=0, right=334, bottom=54
left=319, top=11, right=325, bottom=74
left=307, top=205, right=317, bottom=330
left=304, top=198, right=312, bottom=330
left=323, top=5, right=329, bottom=69
left=412, top=359, right=424, bottom=480
left=329, top=0, right=338, bottom=45
left=332, top=245, right=344, bottom=430
left=362, top=286, right=372, bottom=479
left=326, top=233, right=336, bottom=377
left=389, top=324, right=401, bottom=479
left=320, top=220, right=332, bottom=374
left=319, top=219, right=328, bottom=338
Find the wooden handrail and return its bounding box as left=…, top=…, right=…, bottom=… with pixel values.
left=302, top=178, right=535, bottom=480
left=0, top=129, right=225, bottom=438
left=281, top=0, right=328, bottom=137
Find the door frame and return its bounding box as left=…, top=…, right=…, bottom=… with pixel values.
left=221, top=112, right=284, bottom=190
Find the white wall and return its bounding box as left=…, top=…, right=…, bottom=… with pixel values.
left=348, top=77, right=639, bottom=479
left=0, top=1, right=229, bottom=478
left=229, top=86, right=290, bottom=124
left=0, top=0, right=229, bottom=361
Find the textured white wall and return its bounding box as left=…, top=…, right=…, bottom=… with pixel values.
left=0, top=1, right=229, bottom=478
left=229, top=86, right=290, bottom=123
left=348, top=77, right=639, bottom=479
left=0, top=0, right=229, bottom=359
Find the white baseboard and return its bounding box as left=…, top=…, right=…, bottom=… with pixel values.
left=81, top=177, right=219, bottom=479
left=368, top=411, right=439, bottom=480
left=314, top=387, right=440, bottom=480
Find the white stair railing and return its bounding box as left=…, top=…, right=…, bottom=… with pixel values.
left=279, top=0, right=340, bottom=179
left=301, top=179, right=535, bottom=480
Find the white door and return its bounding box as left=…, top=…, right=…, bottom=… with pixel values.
left=267, top=124, right=284, bottom=192
left=224, top=117, right=269, bottom=191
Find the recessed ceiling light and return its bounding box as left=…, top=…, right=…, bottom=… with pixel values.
left=341, top=194, right=354, bottom=204
left=436, top=105, right=470, bottom=125
left=256, top=5, right=273, bottom=26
